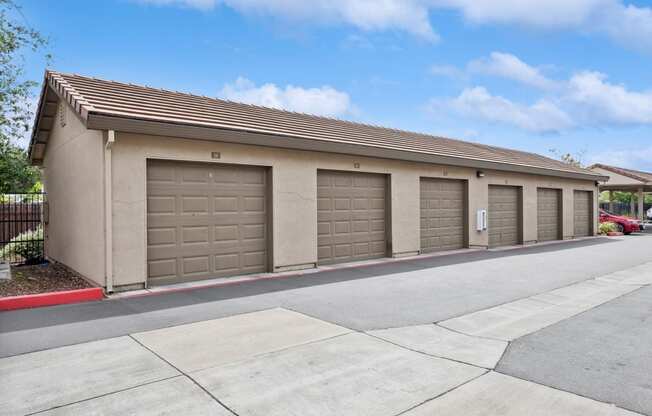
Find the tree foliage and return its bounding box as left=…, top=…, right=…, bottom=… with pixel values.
left=601, top=191, right=652, bottom=204
left=548, top=148, right=585, bottom=168
left=0, top=0, right=49, bottom=192
left=0, top=140, right=39, bottom=193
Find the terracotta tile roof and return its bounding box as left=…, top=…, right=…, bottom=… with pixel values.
left=589, top=163, right=652, bottom=183
left=32, top=71, right=602, bottom=179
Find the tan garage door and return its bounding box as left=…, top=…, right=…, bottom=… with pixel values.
left=317, top=170, right=387, bottom=264
left=537, top=188, right=562, bottom=242
left=488, top=185, right=522, bottom=248
left=146, top=160, right=269, bottom=284
left=420, top=178, right=466, bottom=253
left=574, top=190, right=593, bottom=237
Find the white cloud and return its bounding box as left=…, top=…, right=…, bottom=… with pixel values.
left=468, top=52, right=557, bottom=90
left=433, top=86, right=573, bottom=133
left=565, top=71, right=652, bottom=125
left=588, top=146, right=652, bottom=171
left=220, top=77, right=352, bottom=117
left=137, top=0, right=438, bottom=41
left=593, top=2, right=652, bottom=53
left=432, top=53, right=652, bottom=133
left=138, top=0, right=652, bottom=52
left=437, top=0, right=652, bottom=52
left=434, top=0, right=607, bottom=28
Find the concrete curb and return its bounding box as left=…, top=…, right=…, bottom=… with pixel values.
left=0, top=287, right=105, bottom=311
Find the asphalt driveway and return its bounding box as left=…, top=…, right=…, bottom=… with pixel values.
left=2, top=235, right=652, bottom=358
left=498, top=284, right=652, bottom=415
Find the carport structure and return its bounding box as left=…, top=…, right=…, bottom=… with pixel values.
left=589, top=164, right=652, bottom=220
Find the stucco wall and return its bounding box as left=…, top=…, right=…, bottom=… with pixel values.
left=109, top=132, right=599, bottom=288
left=41, top=103, right=105, bottom=285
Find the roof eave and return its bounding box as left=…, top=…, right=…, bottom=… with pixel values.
left=28, top=71, right=97, bottom=164
left=27, top=73, right=52, bottom=164
left=87, top=113, right=607, bottom=182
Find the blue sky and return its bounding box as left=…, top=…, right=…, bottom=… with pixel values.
left=20, top=0, right=652, bottom=170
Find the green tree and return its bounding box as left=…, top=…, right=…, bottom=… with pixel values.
left=0, top=140, right=39, bottom=193
left=0, top=0, right=49, bottom=192
left=600, top=191, right=652, bottom=205
left=549, top=148, right=586, bottom=168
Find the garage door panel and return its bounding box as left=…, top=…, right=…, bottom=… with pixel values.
left=317, top=246, right=331, bottom=259
left=242, top=224, right=265, bottom=239
left=182, top=256, right=210, bottom=275
left=241, top=197, right=266, bottom=212
left=489, top=185, right=521, bottom=248
left=352, top=198, right=368, bottom=210
left=182, top=226, right=209, bottom=243
left=147, top=196, right=176, bottom=215
left=214, top=256, right=239, bottom=273
left=148, top=227, right=176, bottom=246
left=370, top=219, right=385, bottom=232
left=181, top=197, right=209, bottom=213
left=420, top=178, right=466, bottom=253
left=148, top=259, right=177, bottom=279
left=214, top=225, right=238, bottom=241
left=317, top=170, right=387, bottom=264
left=352, top=212, right=382, bottom=222
left=573, top=190, right=593, bottom=237
left=334, top=244, right=352, bottom=258
left=213, top=197, right=238, bottom=212
left=333, top=221, right=349, bottom=234
left=352, top=220, right=369, bottom=232
left=147, top=160, right=269, bottom=283
left=334, top=199, right=351, bottom=210
left=317, top=198, right=331, bottom=211
left=180, top=167, right=211, bottom=183
left=537, top=188, right=561, bottom=242
left=237, top=168, right=265, bottom=184
left=317, top=222, right=330, bottom=235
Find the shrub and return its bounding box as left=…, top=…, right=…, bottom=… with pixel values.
left=598, top=221, right=617, bottom=235
left=0, top=225, right=44, bottom=263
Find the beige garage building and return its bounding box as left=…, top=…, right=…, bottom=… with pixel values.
left=29, top=71, right=607, bottom=291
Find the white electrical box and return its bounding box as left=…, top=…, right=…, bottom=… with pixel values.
left=476, top=209, right=487, bottom=231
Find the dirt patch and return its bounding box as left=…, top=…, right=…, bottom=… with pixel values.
left=0, top=263, right=93, bottom=297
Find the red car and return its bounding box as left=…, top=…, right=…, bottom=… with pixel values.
left=599, top=209, right=641, bottom=234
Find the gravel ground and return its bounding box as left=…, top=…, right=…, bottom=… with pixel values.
left=0, top=262, right=92, bottom=297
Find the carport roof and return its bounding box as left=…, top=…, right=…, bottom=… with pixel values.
left=589, top=164, right=652, bottom=184
left=589, top=163, right=652, bottom=192
left=30, top=71, right=605, bottom=181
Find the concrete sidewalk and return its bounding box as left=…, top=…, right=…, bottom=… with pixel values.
left=1, top=304, right=644, bottom=415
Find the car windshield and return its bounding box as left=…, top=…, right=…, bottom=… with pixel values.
left=600, top=209, right=616, bottom=215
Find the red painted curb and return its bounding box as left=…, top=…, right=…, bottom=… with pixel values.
left=0, top=287, right=104, bottom=311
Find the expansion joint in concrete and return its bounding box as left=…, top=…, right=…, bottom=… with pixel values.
left=364, top=330, right=494, bottom=371
left=393, top=370, right=490, bottom=416
left=128, top=335, right=241, bottom=416
left=26, top=375, right=181, bottom=416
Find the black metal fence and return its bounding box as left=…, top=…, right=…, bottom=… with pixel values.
left=0, top=193, right=46, bottom=265
left=600, top=201, right=652, bottom=218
